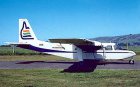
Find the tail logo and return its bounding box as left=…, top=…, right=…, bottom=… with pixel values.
left=20, top=21, right=34, bottom=40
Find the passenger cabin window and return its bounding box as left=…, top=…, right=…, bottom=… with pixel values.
left=39, top=44, right=43, bottom=46
left=105, top=45, right=112, bottom=50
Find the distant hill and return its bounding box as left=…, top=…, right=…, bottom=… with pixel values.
left=91, top=34, right=140, bottom=46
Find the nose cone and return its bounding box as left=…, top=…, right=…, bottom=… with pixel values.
left=130, top=51, right=136, bottom=56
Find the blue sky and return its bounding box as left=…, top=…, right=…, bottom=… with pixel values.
left=0, top=0, right=140, bottom=45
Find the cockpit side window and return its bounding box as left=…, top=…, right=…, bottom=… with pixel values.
left=105, top=45, right=113, bottom=50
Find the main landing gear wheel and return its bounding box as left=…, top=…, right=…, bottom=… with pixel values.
left=129, top=59, right=134, bottom=64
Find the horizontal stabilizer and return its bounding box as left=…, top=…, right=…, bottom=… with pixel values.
left=5, top=42, right=30, bottom=46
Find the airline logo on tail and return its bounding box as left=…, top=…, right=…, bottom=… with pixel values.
left=20, top=21, right=34, bottom=40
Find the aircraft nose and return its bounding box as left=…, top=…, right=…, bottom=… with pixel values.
left=130, top=51, right=136, bottom=56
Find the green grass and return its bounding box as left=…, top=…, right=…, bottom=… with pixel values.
left=0, top=47, right=42, bottom=55
left=0, top=69, right=140, bottom=87
left=127, top=46, right=140, bottom=55
left=128, top=46, right=140, bottom=52
left=134, top=55, right=140, bottom=61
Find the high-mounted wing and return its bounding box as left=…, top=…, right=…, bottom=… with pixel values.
left=49, top=38, right=93, bottom=45
left=49, top=38, right=101, bottom=45
left=49, top=38, right=102, bottom=52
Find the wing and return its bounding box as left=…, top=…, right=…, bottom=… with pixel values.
left=49, top=38, right=101, bottom=45
left=49, top=38, right=102, bottom=52
left=49, top=38, right=93, bottom=45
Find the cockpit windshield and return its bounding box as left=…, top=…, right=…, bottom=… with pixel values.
left=115, top=45, right=127, bottom=50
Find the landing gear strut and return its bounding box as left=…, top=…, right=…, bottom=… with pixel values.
left=129, top=59, right=134, bottom=64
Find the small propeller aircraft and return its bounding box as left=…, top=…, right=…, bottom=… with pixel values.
left=7, top=19, right=136, bottom=64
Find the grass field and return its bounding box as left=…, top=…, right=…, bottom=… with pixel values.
left=0, top=47, right=41, bottom=55
left=127, top=46, right=140, bottom=55
left=134, top=55, right=140, bottom=60
left=0, top=69, right=140, bottom=87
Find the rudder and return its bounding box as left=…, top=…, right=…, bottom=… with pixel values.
left=19, top=19, right=37, bottom=43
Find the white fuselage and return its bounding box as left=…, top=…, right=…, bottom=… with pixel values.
left=22, top=40, right=136, bottom=61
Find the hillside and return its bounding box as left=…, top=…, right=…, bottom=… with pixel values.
left=91, top=34, right=140, bottom=46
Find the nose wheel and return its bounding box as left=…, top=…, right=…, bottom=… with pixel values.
left=129, top=59, right=134, bottom=64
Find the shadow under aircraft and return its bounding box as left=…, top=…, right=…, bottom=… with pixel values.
left=16, top=60, right=131, bottom=73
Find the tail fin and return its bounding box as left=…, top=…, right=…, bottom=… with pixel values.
left=19, top=19, right=37, bottom=43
